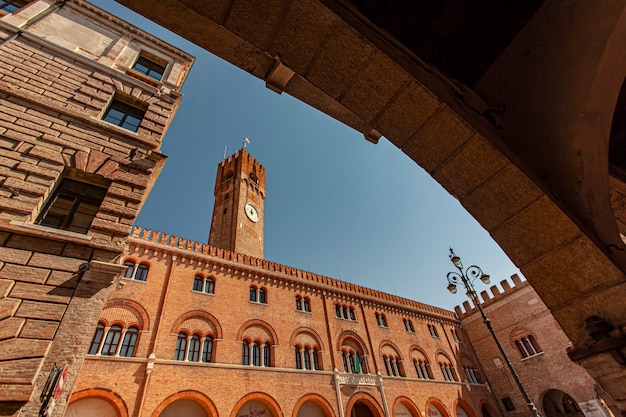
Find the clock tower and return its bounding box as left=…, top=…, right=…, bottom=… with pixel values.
left=208, top=148, right=265, bottom=259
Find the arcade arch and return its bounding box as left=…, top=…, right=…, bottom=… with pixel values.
left=392, top=397, right=421, bottom=417
left=66, top=389, right=128, bottom=417
left=454, top=399, right=478, bottom=417
left=230, top=393, right=284, bottom=417
left=541, top=389, right=585, bottom=417
left=151, top=391, right=217, bottom=417
left=345, top=392, right=384, bottom=417
left=426, top=399, right=451, bottom=417
left=292, top=394, right=335, bottom=417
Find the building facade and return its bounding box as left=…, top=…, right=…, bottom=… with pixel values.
left=69, top=149, right=497, bottom=417
left=456, top=276, right=613, bottom=417
left=0, top=1, right=193, bottom=416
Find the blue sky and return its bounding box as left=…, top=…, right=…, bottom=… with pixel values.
left=96, top=1, right=523, bottom=310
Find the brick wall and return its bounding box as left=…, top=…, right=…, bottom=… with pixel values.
left=0, top=1, right=193, bottom=416
left=71, top=227, right=497, bottom=417
left=456, top=276, right=603, bottom=417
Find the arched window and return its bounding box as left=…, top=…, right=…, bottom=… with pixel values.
left=383, top=355, right=403, bottom=377
left=174, top=332, right=187, bottom=361
left=242, top=340, right=250, bottom=365
left=258, top=288, right=266, bottom=304
left=376, top=313, right=388, bottom=327
left=188, top=334, right=201, bottom=362
left=249, top=286, right=257, bottom=302
left=342, top=306, right=348, bottom=319
left=335, top=304, right=341, bottom=318
left=263, top=342, right=271, bottom=367
left=88, top=322, right=105, bottom=355
left=413, top=359, right=432, bottom=379
left=515, top=334, right=542, bottom=358
left=123, top=261, right=135, bottom=278
left=304, top=347, right=312, bottom=370
left=101, top=325, right=122, bottom=355
left=295, top=346, right=302, bottom=369
left=119, top=326, right=138, bottom=357
left=303, top=297, right=310, bottom=312
left=252, top=342, right=261, bottom=366
left=404, top=319, right=415, bottom=332
left=349, top=308, right=356, bottom=321
left=296, top=296, right=302, bottom=311
left=202, top=336, right=213, bottom=363
left=204, top=278, right=215, bottom=294
left=193, top=275, right=203, bottom=292
left=452, top=329, right=461, bottom=343
left=464, top=366, right=480, bottom=383
left=440, top=362, right=458, bottom=381
left=313, top=348, right=320, bottom=370
left=135, top=263, right=149, bottom=281
left=428, top=324, right=439, bottom=337
left=348, top=352, right=356, bottom=372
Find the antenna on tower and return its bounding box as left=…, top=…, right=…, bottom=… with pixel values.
left=223, top=145, right=227, bottom=160
left=243, top=137, right=250, bottom=149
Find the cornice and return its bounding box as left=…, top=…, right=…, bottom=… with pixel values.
left=128, top=227, right=458, bottom=325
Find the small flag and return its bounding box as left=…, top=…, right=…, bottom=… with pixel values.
left=355, top=354, right=361, bottom=373
left=243, top=137, right=250, bottom=148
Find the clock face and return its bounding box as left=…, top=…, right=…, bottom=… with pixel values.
left=244, top=203, right=259, bottom=222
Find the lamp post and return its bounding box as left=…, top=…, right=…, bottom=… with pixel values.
left=446, top=248, right=540, bottom=417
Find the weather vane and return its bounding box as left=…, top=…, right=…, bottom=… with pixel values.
left=243, top=137, right=250, bottom=148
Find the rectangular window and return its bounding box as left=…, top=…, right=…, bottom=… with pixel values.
left=103, top=95, right=147, bottom=132
left=132, top=54, right=166, bottom=81
left=38, top=177, right=107, bottom=234
left=502, top=398, right=515, bottom=412
left=0, top=0, right=27, bottom=13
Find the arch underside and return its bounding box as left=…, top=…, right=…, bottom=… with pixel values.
left=115, top=0, right=626, bottom=410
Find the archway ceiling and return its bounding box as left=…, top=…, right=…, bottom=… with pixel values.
left=323, top=0, right=544, bottom=87
left=114, top=0, right=626, bottom=406
left=112, top=0, right=626, bottom=327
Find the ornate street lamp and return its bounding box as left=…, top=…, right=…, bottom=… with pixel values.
left=446, top=248, right=541, bottom=417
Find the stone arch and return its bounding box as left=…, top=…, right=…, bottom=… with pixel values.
left=170, top=310, right=223, bottom=339
left=408, top=345, right=431, bottom=361
left=292, top=394, right=335, bottom=417
left=345, top=392, right=384, bottom=417
left=290, top=327, right=326, bottom=351
left=102, top=298, right=150, bottom=330
left=67, top=388, right=129, bottom=417
left=540, top=389, right=585, bottom=417
left=425, top=398, right=450, bottom=417
left=336, top=330, right=369, bottom=355
left=379, top=340, right=403, bottom=359
left=435, top=350, right=454, bottom=364
left=453, top=399, right=478, bottom=417
left=392, top=396, right=421, bottom=417
left=478, top=402, right=498, bottom=417
left=150, top=390, right=218, bottom=417
left=230, top=392, right=284, bottom=417
left=236, top=319, right=279, bottom=345
left=458, top=353, right=472, bottom=365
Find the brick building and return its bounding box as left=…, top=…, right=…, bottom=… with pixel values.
left=69, top=149, right=497, bottom=417
left=0, top=1, right=193, bottom=416
left=456, top=276, right=613, bottom=417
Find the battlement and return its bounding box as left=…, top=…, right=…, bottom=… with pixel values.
left=215, top=148, right=266, bottom=192
left=454, top=274, right=528, bottom=319
left=130, top=226, right=456, bottom=321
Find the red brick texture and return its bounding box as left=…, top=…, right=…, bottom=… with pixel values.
left=72, top=228, right=498, bottom=417
left=457, top=276, right=601, bottom=417
left=0, top=1, right=193, bottom=416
